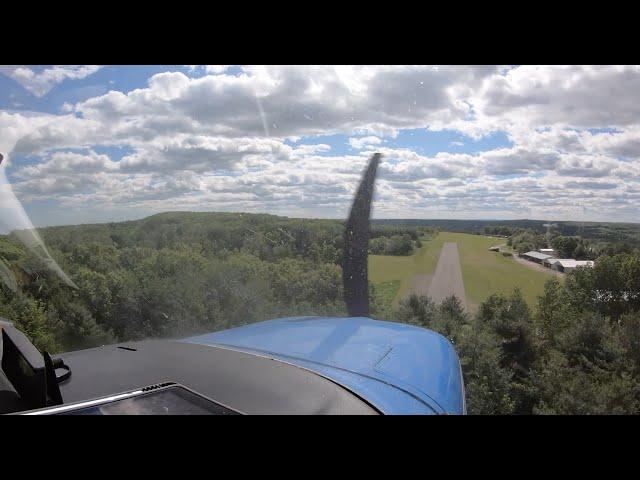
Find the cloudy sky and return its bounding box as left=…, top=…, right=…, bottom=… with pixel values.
left=1, top=65, right=640, bottom=231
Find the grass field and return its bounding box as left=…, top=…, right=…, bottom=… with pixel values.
left=371, top=280, right=401, bottom=318
left=369, top=233, right=448, bottom=303
left=369, top=231, right=558, bottom=311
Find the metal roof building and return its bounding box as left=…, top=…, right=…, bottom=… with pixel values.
left=522, top=251, right=553, bottom=263
left=551, top=259, right=594, bottom=272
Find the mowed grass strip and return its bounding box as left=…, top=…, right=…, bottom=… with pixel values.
left=370, top=231, right=558, bottom=310
left=369, top=233, right=446, bottom=304
left=373, top=280, right=402, bottom=304
left=437, top=232, right=557, bottom=309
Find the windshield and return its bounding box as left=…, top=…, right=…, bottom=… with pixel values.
left=2, top=65, right=640, bottom=415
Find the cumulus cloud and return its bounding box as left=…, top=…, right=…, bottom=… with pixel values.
left=4, top=64, right=640, bottom=223
left=469, top=66, right=640, bottom=132
left=482, top=148, right=560, bottom=175
left=18, top=150, right=118, bottom=178
left=379, top=149, right=478, bottom=181
left=0, top=110, right=60, bottom=163
left=349, top=136, right=382, bottom=149
left=64, top=66, right=495, bottom=140
left=184, top=65, right=231, bottom=74
left=0, top=65, right=102, bottom=97
left=118, top=135, right=293, bottom=173
left=564, top=180, right=618, bottom=190
left=555, top=154, right=618, bottom=178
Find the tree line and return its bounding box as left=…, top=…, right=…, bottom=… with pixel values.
left=0, top=212, right=423, bottom=352
left=506, top=228, right=633, bottom=260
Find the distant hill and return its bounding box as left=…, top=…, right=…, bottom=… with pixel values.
left=374, top=218, right=546, bottom=232
left=4, top=211, right=640, bottom=246
left=373, top=218, right=640, bottom=243
left=5, top=211, right=345, bottom=254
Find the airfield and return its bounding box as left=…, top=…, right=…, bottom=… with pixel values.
left=369, top=232, right=559, bottom=311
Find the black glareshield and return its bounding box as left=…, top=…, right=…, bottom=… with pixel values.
left=1, top=323, right=65, bottom=409
left=1, top=325, right=47, bottom=408
left=342, top=153, right=381, bottom=318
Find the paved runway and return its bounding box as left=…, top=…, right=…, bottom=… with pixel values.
left=425, top=242, right=467, bottom=310
left=405, top=274, right=433, bottom=298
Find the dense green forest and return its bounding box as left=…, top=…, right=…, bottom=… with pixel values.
left=507, top=228, right=635, bottom=259
left=397, top=249, right=640, bottom=413
left=2, top=211, right=640, bottom=414
left=0, top=212, right=423, bottom=351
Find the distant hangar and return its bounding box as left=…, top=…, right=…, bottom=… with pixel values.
left=521, top=249, right=595, bottom=273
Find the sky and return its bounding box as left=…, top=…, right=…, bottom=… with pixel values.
left=1, top=65, right=640, bottom=232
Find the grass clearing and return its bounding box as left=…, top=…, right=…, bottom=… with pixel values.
left=369, top=254, right=419, bottom=306
left=371, top=280, right=402, bottom=317
left=369, top=231, right=558, bottom=311
left=369, top=233, right=446, bottom=305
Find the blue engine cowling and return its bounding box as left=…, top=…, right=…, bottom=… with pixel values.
left=183, top=316, right=465, bottom=415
